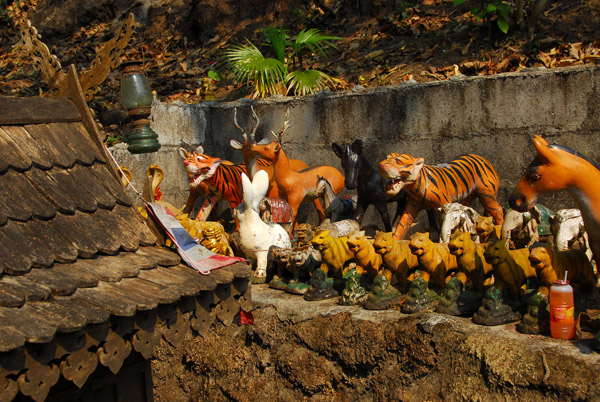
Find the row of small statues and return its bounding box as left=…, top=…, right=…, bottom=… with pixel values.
left=171, top=108, right=600, bottom=336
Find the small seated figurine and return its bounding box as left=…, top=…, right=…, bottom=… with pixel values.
left=338, top=268, right=368, bottom=306
left=408, top=232, right=457, bottom=292
left=447, top=231, right=494, bottom=296
left=363, top=274, right=402, bottom=310
left=483, top=240, right=537, bottom=307
left=528, top=243, right=596, bottom=296
left=475, top=216, right=501, bottom=244
left=373, top=231, right=418, bottom=292
left=516, top=292, right=549, bottom=335
left=304, top=268, right=338, bottom=301
left=472, top=286, right=521, bottom=326
left=347, top=231, right=383, bottom=282
left=293, top=223, right=315, bottom=247
left=401, top=271, right=440, bottom=314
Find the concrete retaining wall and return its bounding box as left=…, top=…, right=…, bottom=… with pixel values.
left=112, top=64, right=600, bottom=226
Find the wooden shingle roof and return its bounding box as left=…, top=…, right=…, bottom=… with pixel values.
left=0, top=79, right=251, bottom=401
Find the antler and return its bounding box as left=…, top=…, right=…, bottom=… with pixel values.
left=271, top=107, right=291, bottom=143
left=233, top=106, right=260, bottom=143
left=233, top=107, right=247, bottom=141
left=249, top=106, right=260, bottom=143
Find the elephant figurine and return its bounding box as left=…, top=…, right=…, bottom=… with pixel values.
left=501, top=204, right=554, bottom=249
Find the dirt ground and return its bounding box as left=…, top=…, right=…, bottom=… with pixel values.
left=1, top=0, right=599, bottom=142
left=151, top=285, right=600, bottom=401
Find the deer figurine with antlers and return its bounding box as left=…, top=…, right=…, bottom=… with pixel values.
left=250, top=109, right=345, bottom=232
left=230, top=106, right=308, bottom=196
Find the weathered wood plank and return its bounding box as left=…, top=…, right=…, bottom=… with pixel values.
left=27, top=300, right=88, bottom=333
left=0, top=172, right=33, bottom=222
left=161, top=265, right=219, bottom=291
left=0, top=305, right=57, bottom=343
left=120, top=277, right=181, bottom=304
left=12, top=221, right=56, bottom=268
left=137, top=268, right=202, bottom=297
left=8, top=169, right=57, bottom=220
left=47, top=167, right=97, bottom=213
left=112, top=204, right=157, bottom=247
left=135, top=246, right=180, bottom=266
left=50, top=213, right=99, bottom=259
left=52, top=296, right=110, bottom=325
left=89, top=163, right=133, bottom=207
left=0, top=327, right=26, bottom=352
left=0, top=275, right=52, bottom=302
left=0, top=221, right=37, bottom=273
left=69, top=164, right=116, bottom=209
left=0, top=281, right=26, bottom=307
left=221, top=262, right=252, bottom=279
left=0, top=96, right=80, bottom=125
left=72, top=212, right=121, bottom=255
left=73, top=259, right=124, bottom=282
left=103, top=280, right=161, bottom=311
left=0, top=126, right=32, bottom=172
left=52, top=262, right=99, bottom=288
left=116, top=251, right=157, bottom=270
left=24, top=167, right=77, bottom=214
left=206, top=268, right=235, bottom=285
left=26, top=218, right=78, bottom=264
left=1, top=125, right=53, bottom=170
left=0, top=229, right=32, bottom=275
left=55, top=122, right=96, bottom=166
left=95, top=253, right=140, bottom=278
left=72, top=283, right=137, bottom=317
left=23, top=124, right=75, bottom=169
left=25, top=268, right=80, bottom=296
left=93, top=207, right=140, bottom=252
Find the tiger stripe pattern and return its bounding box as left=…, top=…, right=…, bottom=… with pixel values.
left=179, top=146, right=272, bottom=211
left=379, top=153, right=503, bottom=240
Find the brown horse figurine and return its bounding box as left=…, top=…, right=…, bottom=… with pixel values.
left=509, top=135, right=600, bottom=267
left=250, top=110, right=345, bottom=232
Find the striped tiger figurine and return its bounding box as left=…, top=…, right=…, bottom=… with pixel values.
left=179, top=146, right=274, bottom=216
left=379, top=153, right=504, bottom=240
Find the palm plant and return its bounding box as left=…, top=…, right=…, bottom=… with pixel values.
left=224, top=26, right=340, bottom=98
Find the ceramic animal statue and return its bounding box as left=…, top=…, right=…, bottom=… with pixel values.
left=289, top=245, right=321, bottom=282
left=528, top=243, right=596, bottom=296
left=332, top=138, right=406, bottom=232
left=483, top=240, right=537, bottom=301
left=551, top=208, right=592, bottom=261
left=234, top=170, right=291, bottom=283
left=447, top=231, right=494, bottom=295
left=509, top=135, right=600, bottom=267
left=230, top=107, right=309, bottom=191
left=179, top=146, right=273, bottom=218
left=315, top=219, right=361, bottom=239
left=439, top=203, right=481, bottom=243
left=346, top=231, right=383, bottom=281
left=475, top=216, right=502, bottom=244
left=408, top=232, right=458, bottom=291
left=269, top=246, right=292, bottom=284
left=315, top=176, right=357, bottom=222
left=501, top=205, right=554, bottom=249
left=310, top=229, right=354, bottom=279
left=293, top=223, right=315, bottom=247
left=200, top=224, right=234, bottom=256
left=373, top=231, right=418, bottom=290
left=379, top=153, right=503, bottom=240
left=250, top=110, right=345, bottom=231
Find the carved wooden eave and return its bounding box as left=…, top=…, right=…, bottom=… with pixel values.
left=0, top=71, right=251, bottom=401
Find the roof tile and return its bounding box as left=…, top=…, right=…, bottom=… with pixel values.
left=0, top=127, right=32, bottom=172
left=24, top=124, right=76, bottom=169
left=47, top=168, right=98, bottom=213
left=24, top=168, right=77, bottom=214
left=26, top=218, right=78, bottom=264
left=1, top=125, right=53, bottom=169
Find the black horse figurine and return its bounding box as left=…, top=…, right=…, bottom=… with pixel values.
left=332, top=139, right=404, bottom=232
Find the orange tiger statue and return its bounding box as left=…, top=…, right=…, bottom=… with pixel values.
left=179, top=146, right=275, bottom=218
left=347, top=231, right=383, bottom=281
left=509, top=135, right=600, bottom=268
left=379, top=153, right=503, bottom=240
left=373, top=231, right=418, bottom=290
left=448, top=230, right=494, bottom=295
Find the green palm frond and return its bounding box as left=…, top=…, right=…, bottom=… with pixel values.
left=291, top=28, right=340, bottom=67
left=224, top=41, right=287, bottom=98
left=286, top=70, right=337, bottom=96
left=263, top=26, right=289, bottom=64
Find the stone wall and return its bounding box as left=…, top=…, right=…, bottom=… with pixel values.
left=112, top=64, right=600, bottom=226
